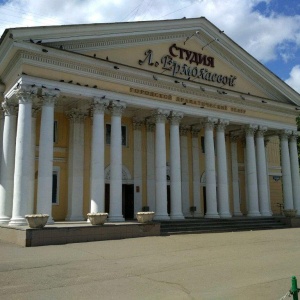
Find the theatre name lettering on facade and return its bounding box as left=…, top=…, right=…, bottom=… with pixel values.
left=0, top=17, right=300, bottom=226
left=138, top=44, right=237, bottom=87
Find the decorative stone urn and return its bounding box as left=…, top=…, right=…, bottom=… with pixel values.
left=136, top=212, right=155, bottom=223
left=283, top=209, right=297, bottom=218
left=25, top=214, right=49, bottom=228
left=87, top=213, right=108, bottom=225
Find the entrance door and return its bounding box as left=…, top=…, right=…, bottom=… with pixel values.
left=105, top=184, right=134, bottom=219
left=123, top=184, right=134, bottom=219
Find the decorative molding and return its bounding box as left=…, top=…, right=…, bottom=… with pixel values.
left=7, top=50, right=296, bottom=118
left=168, top=111, right=183, bottom=125
left=152, top=108, right=169, bottom=123
left=108, top=100, right=126, bottom=116
left=145, top=121, right=155, bottom=132
left=244, top=124, right=258, bottom=137
left=2, top=101, right=17, bottom=116
left=66, top=107, right=87, bottom=123
left=180, top=125, right=190, bottom=136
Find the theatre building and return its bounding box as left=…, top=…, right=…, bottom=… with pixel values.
left=0, top=17, right=300, bottom=226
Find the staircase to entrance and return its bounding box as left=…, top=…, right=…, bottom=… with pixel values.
left=159, top=217, right=289, bottom=235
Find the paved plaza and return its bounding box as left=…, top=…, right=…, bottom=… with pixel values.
left=0, top=228, right=300, bottom=299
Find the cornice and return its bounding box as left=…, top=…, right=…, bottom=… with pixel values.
left=2, top=49, right=297, bottom=121
left=47, top=32, right=186, bottom=51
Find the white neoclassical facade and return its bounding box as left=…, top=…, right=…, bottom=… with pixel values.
left=0, top=17, right=300, bottom=225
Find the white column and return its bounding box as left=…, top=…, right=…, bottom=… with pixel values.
left=180, top=126, right=190, bottom=217
left=280, top=130, right=294, bottom=210
left=0, top=109, right=4, bottom=174
left=90, top=98, right=108, bottom=214
left=169, top=111, right=184, bottom=220
left=133, top=119, right=143, bottom=216
left=230, top=135, right=242, bottom=216
left=146, top=122, right=155, bottom=212
left=204, top=118, right=219, bottom=218
left=0, top=101, right=17, bottom=224
left=9, top=86, right=36, bottom=226
left=36, top=89, right=59, bottom=223
left=153, top=109, right=169, bottom=220
left=244, top=125, right=260, bottom=217
left=264, top=139, right=271, bottom=214
left=289, top=132, right=300, bottom=214
left=256, top=126, right=272, bottom=216
left=108, top=101, right=126, bottom=222
left=66, top=108, right=86, bottom=221
left=28, top=106, right=39, bottom=215
left=216, top=119, right=231, bottom=218
left=191, top=127, right=203, bottom=217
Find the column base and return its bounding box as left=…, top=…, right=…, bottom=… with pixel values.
left=0, top=216, right=11, bottom=224
left=205, top=213, right=220, bottom=219
left=108, top=215, right=125, bottom=222
left=247, top=212, right=261, bottom=217
left=260, top=211, right=273, bottom=217
left=194, top=212, right=204, bottom=218
left=65, top=216, right=85, bottom=221
left=153, top=214, right=170, bottom=221
left=46, top=216, right=55, bottom=225
left=8, top=217, right=27, bottom=226
left=170, top=214, right=185, bottom=220
left=233, top=212, right=243, bottom=217
left=219, top=213, right=232, bottom=218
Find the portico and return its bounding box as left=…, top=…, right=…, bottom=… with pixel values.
left=0, top=17, right=300, bottom=226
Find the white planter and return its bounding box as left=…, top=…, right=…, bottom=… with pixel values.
left=25, top=214, right=49, bottom=228
left=136, top=212, right=155, bottom=223
left=283, top=209, right=297, bottom=218
left=87, top=213, right=108, bottom=225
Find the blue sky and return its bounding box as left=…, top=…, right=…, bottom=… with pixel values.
left=0, top=0, right=299, bottom=92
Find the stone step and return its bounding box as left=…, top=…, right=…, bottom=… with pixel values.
left=158, top=217, right=288, bottom=235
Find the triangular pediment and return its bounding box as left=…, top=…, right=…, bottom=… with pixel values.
left=1, top=17, right=300, bottom=106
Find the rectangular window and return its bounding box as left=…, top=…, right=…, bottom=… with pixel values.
left=53, top=120, right=58, bottom=143
left=52, top=167, right=60, bottom=205
left=106, top=124, right=127, bottom=146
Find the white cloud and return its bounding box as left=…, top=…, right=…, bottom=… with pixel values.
left=0, top=0, right=300, bottom=70
left=285, top=65, right=300, bottom=93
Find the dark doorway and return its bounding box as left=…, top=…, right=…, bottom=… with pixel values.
left=167, top=185, right=171, bottom=215
left=105, top=184, right=134, bottom=220
left=123, top=184, right=134, bottom=219
left=203, top=186, right=207, bottom=214
left=105, top=184, right=110, bottom=213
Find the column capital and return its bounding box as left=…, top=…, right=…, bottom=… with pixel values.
left=280, top=129, right=292, bottom=141
left=15, top=84, right=38, bottom=104
left=216, top=119, right=229, bottom=131
left=31, top=106, right=40, bottom=117
left=2, top=101, right=17, bottom=116
left=108, top=100, right=126, bottom=116
left=180, top=125, right=190, bottom=136
left=289, top=131, right=299, bottom=142
left=152, top=109, right=169, bottom=123
left=230, top=134, right=239, bottom=143
left=91, top=98, right=109, bottom=114
left=41, top=88, right=60, bottom=106
left=264, top=138, right=270, bottom=147
left=256, top=126, right=268, bottom=138
left=66, top=108, right=87, bottom=123
left=146, top=120, right=155, bottom=132
left=168, top=111, right=183, bottom=125
left=203, top=117, right=217, bottom=130
left=244, top=124, right=258, bottom=137
left=191, top=126, right=201, bottom=137
left=133, top=118, right=144, bottom=130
